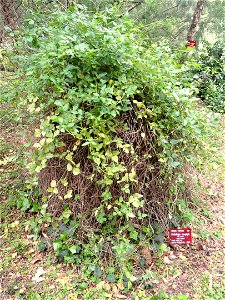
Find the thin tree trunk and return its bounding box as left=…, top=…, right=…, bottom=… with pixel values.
left=0, top=0, right=17, bottom=29
left=187, top=0, right=205, bottom=41
left=127, top=0, right=144, bottom=13
left=0, top=0, right=17, bottom=42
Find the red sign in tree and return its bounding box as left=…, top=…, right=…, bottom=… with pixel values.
left=186, top=40, right=197, bottom=48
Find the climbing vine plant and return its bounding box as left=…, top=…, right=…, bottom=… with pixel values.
left=7, top=5, right=217, bottom=269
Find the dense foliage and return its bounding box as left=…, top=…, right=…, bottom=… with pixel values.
left=1, top=0, right=225, bottom=45
left=192, top=41, right=225, bottom=113
left=2, top=5, right=219, bottom=283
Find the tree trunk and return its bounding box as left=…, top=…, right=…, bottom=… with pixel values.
left=0, top=0, right=17, bottom=29
left=0, top=0, right=17, bottom=42
left=187, top=0, right=205, bottom=41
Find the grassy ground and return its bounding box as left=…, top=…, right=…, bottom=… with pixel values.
left=0, top=84, right=225, bottom=299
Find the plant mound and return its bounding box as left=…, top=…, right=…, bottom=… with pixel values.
left=11, top=6, right=212, bottom=251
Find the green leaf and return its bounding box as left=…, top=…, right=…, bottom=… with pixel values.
left=127, top=212, right=135, bottom=218
left=94, top=267, right=102, bottom=278
left=170, top=139, right=179, bottom=145
left=124, top=270, right=138, bottom=282
left=64, top=189, right=73, bottom=199
left=60, top=179, right=68, bottom=186
left=31, top=202, right=40, bottom=212
left=169, top=161, right=181, bottom=168
left=131, top=199, right=140, bottom=208
left=106, top=273, right=115, bottom=283
left=158, top=243, right=168, bottom=252
left=130, top=230, right=138, bottom=241
left=53, top=240, right=62, bottom=251
left=72, top=167, right=80, bottom=176
left=69, top=245, right=79, bottom=254
left=21, top=197, right=31, bottom=211
left=62, top=208, right=72, bottom=220
left=38, top=240, right=47, bottom=252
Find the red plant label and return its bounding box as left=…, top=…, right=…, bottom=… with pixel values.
left=186, top=40, right=196, bottom=48
left=169, top=228, right=192, bottom=245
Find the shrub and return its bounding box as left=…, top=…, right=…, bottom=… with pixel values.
left=8, top=5, right=216, bottom=268
left=192, top=40, right=225, bottom=113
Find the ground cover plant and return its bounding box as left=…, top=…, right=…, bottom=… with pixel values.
left=1, top=4, right=224, bottom=298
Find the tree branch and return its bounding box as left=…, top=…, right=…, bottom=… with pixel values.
left=127, top=0, right=144, bottom=13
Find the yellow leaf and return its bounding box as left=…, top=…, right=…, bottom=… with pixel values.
left=33, top=142, right=41, bottom=149
left=50, top=180, right=57, bottom=188
left=66, top=152, right=73, bottom=162
left=112, top=285, right=118, bottom=294
left=179, top=254, right=187, bottom=260
left=104, top=282, right=111, bottom=291
left=34, top=129, right=41, bottom=137
left=67, top=163, right=73, bottom=172
left=131, top=199, right=140, bottom=208
left=12, top=252, right=17, bottom=259
left=127, top=212, right=135, bottom=218
left=69, top=294, right=78, bottom=300
left=96, top=281, right=105, bottom=290
left=11, top=220, right=19, bottom=228
left=192, top=233, right=198, bottom=239
left=19, top=287, right=26, bottom=294
left=73, top=140, right=81, bottom=151
left=56, top=276, right=70, bottom=286
left=111, top=155, right=118, bottom=163
left=117, top=283, right=124, bottom=291
left=27, top=248, right=35, bottom=254
left=96, top=281, right=111, bottom=291
left=52, top=187, right=59, bottom=194
left=116, top=294, right=127, bottom=299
